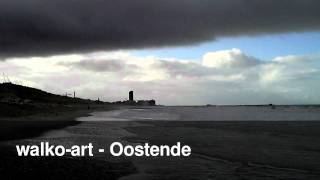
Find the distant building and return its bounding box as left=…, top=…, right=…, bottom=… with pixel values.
left=111, top=91, right=156, bottom=106
left=137, top=100, right=156, bottom=106
left=129, top=91, right=134, bottom=101
left=149, top=100, right=156, bottom=106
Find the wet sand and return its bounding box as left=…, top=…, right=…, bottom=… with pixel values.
left=0, top=104, right=116, bottom=141
left=0, top=104, right=137, bottom=180
left=1, top=106, right=320, bottom=179
left=122, top=121, right=320, bottom=179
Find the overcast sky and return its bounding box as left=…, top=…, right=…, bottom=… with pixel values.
left=1, top=0, right=320, bottom=105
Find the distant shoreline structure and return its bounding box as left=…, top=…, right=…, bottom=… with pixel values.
left=111, top=90, right=156, bottom=106
left=0, top=82, right=156, bottom=106
left=1, top=82, right=318, bottom=107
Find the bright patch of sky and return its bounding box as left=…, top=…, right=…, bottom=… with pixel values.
left=131, top=32, right=320, bottom=61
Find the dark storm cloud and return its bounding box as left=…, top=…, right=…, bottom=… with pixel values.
left=1, top=0, right=320, bottom=58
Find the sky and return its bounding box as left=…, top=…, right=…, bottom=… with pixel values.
left=132, top=32, right=320, bottom=60
left=1, top=0, right=320, bottom=105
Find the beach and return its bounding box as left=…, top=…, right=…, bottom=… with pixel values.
left=1, top=105, right=320, bottom=179
left=0, top=104, right=137, bottom=180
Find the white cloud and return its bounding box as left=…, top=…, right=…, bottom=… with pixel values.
left=202, top=48, right=262, bottom=68
left=2, top=49, right=320, bottom=105
left=272, top=54, right=315, bottom=64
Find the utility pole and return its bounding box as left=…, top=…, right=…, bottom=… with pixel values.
left=2, top=73, right=10, bottom=83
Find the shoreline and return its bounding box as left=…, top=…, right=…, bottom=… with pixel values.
left=1, top=106, right=320, bottom=179
left=0, top=104, right=117, bottom=141
left=0, top=104, right=137, bottom=180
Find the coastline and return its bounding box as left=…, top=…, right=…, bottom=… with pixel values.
left=0, top=104, right=117, bottom=141
left=1, top=106, right=320, bottom=179
left=0, top=104, right=137, bottom=180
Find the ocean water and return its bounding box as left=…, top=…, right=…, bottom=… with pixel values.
left=77, top=106, right=320, bottom=121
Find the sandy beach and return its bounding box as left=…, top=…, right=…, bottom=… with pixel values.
left=0, top=104, right=137, bottom=180
left=123, top=121, right=320, bottom=179
left=1, top=105, right=320, bottom=179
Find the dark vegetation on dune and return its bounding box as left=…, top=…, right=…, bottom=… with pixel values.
left=0, top=82, right=119, bottom=144
left=0, top=82, right=91, bottom=104
left=0, top=83, right=106, bottom=140
left=0, top=82, right=105, bottom=117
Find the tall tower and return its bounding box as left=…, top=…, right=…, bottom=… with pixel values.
left=129, top=91, right=134, bottom=101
